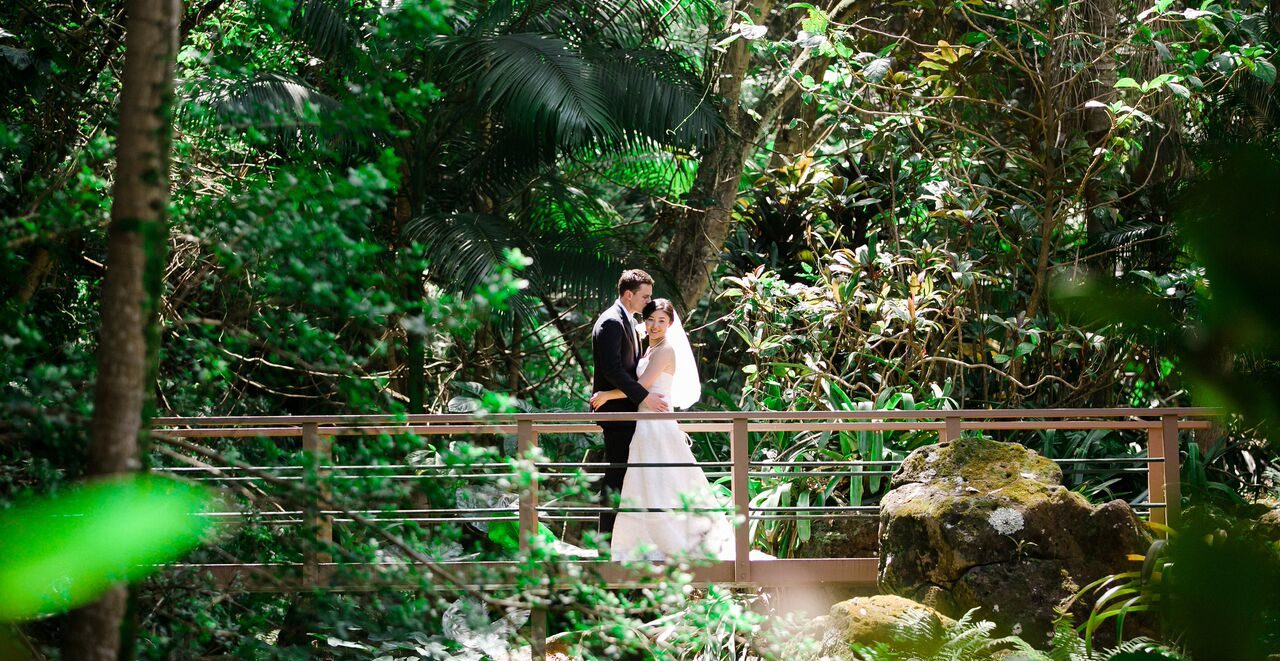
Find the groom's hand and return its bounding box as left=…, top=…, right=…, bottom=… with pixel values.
left=643, top=392, right=669, bottom=413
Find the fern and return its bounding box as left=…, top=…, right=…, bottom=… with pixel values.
left=836, top=609, right=1184, bottom=661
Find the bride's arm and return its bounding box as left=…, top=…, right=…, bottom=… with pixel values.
left=590, top=347, right=675, bottom=408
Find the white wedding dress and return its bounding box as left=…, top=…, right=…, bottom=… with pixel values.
left=610, top=358, right=738, bottom=562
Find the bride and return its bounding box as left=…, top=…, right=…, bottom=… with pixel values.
left=589, top=299, right=737, bottom=561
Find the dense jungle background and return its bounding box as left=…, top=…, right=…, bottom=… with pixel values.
left=3, top=0, right=1280, bottom=658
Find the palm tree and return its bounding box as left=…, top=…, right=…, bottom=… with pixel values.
left=184, top=0, right=723, bottom=407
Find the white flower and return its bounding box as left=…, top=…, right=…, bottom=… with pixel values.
left=988, top=507, right=1025, bottom=535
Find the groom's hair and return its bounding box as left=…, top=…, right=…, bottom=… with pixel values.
left=617, top=269, right=654, bottom=296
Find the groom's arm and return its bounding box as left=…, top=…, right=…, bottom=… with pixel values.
left=594, top=319, right=649, bottom=405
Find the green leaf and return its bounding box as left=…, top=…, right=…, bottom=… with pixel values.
left=0, top=476, right=220, bottom=621
left=839, top=430, right=854, bottom=456
left=867, top=431, right=885, bottom=493
left=800, top=8, right=829, bottom=34
left=826, top=380, right=854, bottom=410
left=864, top=58, right=892, bottom=82
left=1252, top=59, right=1276, bottom=85
left=797, top=491, right=811, bottom=542
left=1114, top=77, right=1141, bottom=89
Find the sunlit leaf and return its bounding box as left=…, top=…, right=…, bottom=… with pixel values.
left=0, top=475, right=221, bottom=621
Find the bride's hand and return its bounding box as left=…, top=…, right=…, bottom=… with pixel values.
left=589, top=391, right=608, bottom=410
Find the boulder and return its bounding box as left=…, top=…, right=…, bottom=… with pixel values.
left=790, top=595, right=954, bottom=659
left=878, top=437, right=1152, bottom=644
left=1259, top=506, right=1280, bottom=541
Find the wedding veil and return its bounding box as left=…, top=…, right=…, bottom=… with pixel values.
left=666, top=310, right=701, bottom=409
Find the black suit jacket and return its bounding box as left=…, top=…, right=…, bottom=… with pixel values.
left=591, top=302, right=648, bottom=409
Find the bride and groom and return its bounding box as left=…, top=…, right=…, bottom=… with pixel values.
left=588, top=269, right=737, bottom=562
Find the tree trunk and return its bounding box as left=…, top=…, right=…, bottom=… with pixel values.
left=392, top=137, right=427, bottom=413
left=661, top=0, right=773, bottom=310
left=663, top=137, right=752, bottom=311
left=63, top=0, right=179, bottom=658
left=16, top=247, right=54, bottom=306
left=1082, top=0, right=1117, bottom=269
left=661, top=0, right=855, bottom=310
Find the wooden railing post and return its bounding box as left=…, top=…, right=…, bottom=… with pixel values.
left=517, top=419, right=539, bottom=550
left=1161, top=414, right=1182, bottom=529
left=1146, top=424, right=1168, bottom=529
left=516, top=419, right=546, bottom=661
left=302, top=423, right=332, bottom=588
left=731, top=416, right=751, bottom=583
left=941, top=414, right=962, bottom=443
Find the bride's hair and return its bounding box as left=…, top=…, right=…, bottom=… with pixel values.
left=641, top=298, right=677, bottom=321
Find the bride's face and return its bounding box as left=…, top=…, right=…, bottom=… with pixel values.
left=644, top=311, right=672, bottom=342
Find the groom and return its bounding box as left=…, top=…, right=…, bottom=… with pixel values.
left=591, top=269, right=669, bottom=538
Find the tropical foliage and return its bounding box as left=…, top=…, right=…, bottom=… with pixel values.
left=3, top=0, right=1280, bottom=657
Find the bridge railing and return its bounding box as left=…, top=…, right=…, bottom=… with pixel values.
left=151, top=408, right=1218, bottom=592
left=147, top=408, right=1220, bottom=660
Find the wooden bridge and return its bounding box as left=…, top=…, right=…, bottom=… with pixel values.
left=151, top=408, right=1217, bottom=657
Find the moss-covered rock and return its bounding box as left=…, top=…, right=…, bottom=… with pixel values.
left=878, top=437, right=1152, bottom=645
left=1259, top=506, right=1280, bottom=541
left=804, top=594, right=954, bottom=658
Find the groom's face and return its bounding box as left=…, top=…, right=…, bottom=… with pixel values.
left=622, top=284, right=653, bottom=315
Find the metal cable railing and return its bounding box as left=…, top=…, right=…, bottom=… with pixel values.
left=155, top=454, right=1175, bottom=527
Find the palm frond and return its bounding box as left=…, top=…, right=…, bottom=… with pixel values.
left=458, top=0, right=546, bottom=36
left=1235, top=12, right=1277, bottom=42
left=463, top=0, right=719, bottom=47
left=455, top=123, right=561, bottom=201
left=182, top=73, right=369, bottom=154
left=517, top=180, right=642, bottom=306
left=404, top=211, right=525, bottom=295
left=404, top=183, right=667, bottom=319
left=448, top=33, right=618, bottom=151
left=538, top=0, right=719, bottom=48
left=569, top=143, right=699, bottom=196
left=1096, top=221, right=1164, bottom=248
left=288, top=0, right=361, bottom=67
left=587, top=47, right=721, bottom=150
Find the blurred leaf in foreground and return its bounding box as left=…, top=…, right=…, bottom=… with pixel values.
left=0, top=475, right=221, bottom=621
left=1056, top=144, right=1280, bottom=432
